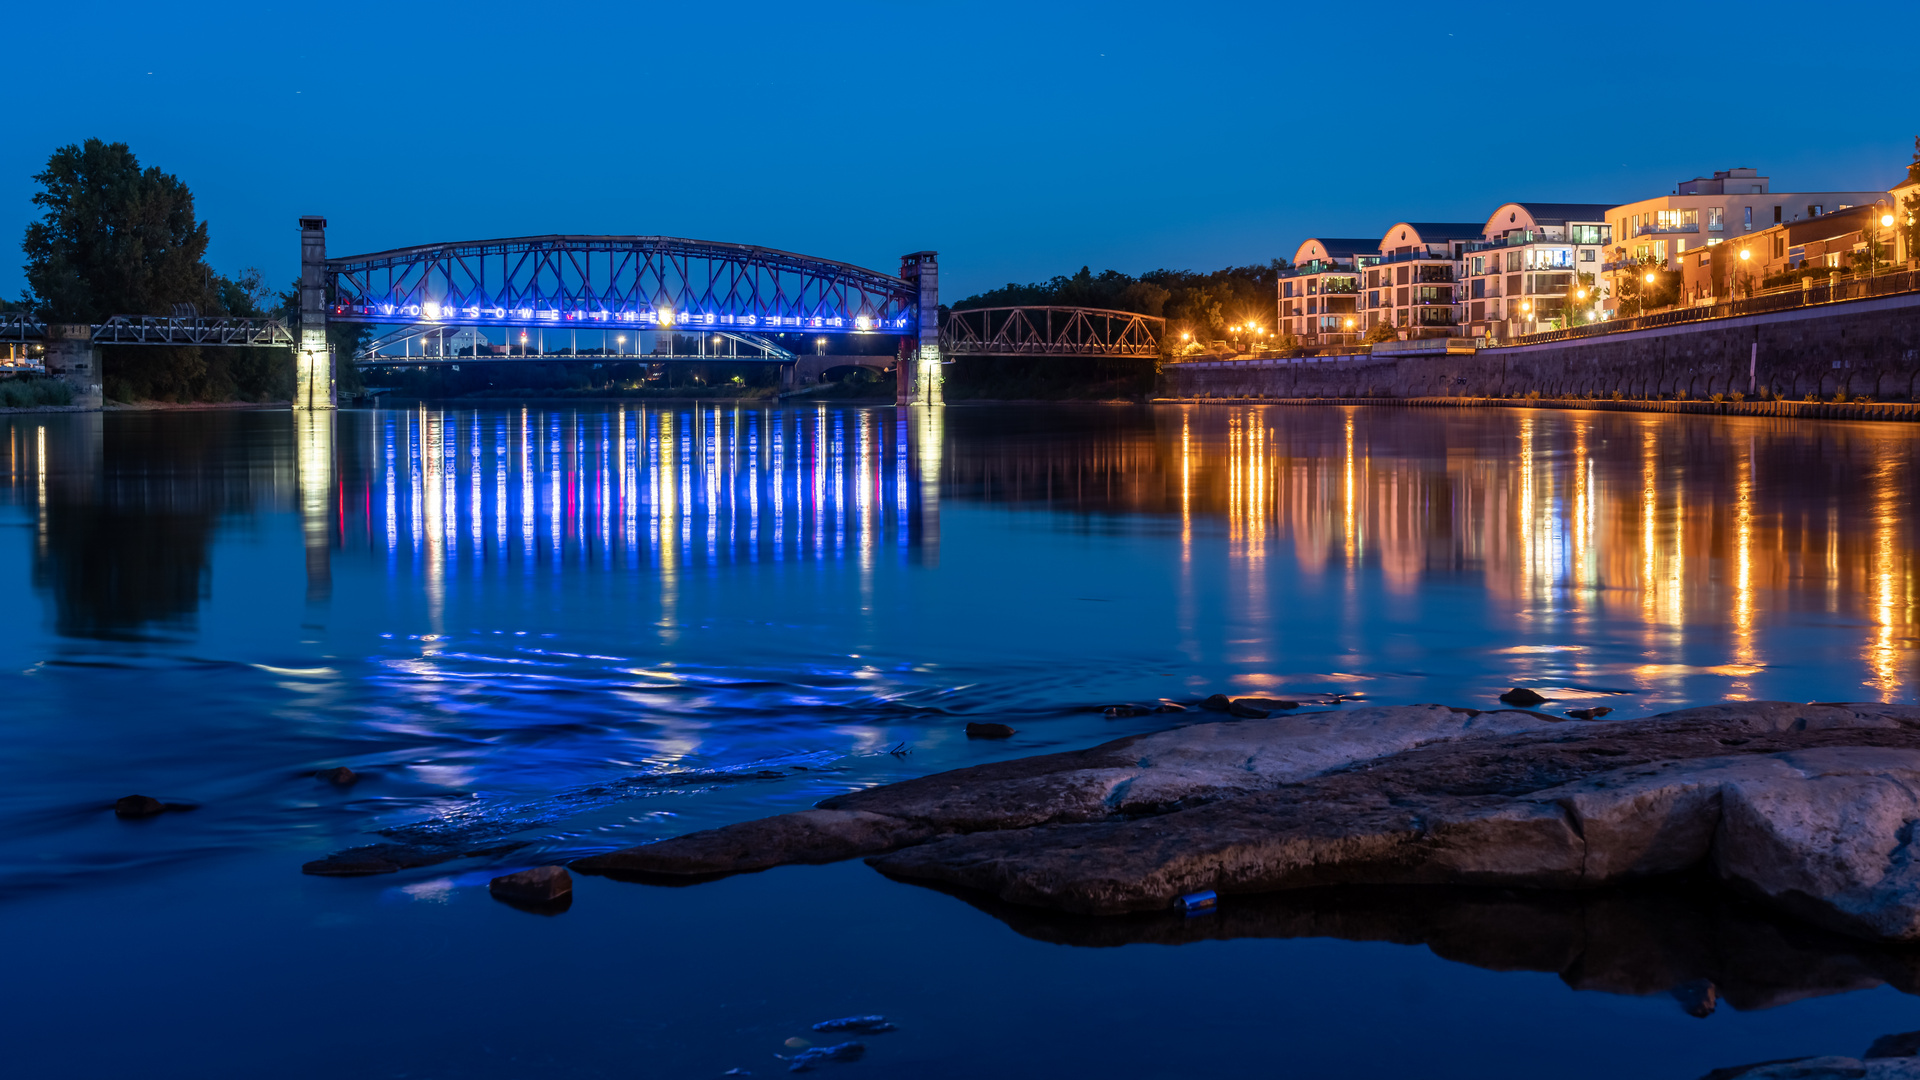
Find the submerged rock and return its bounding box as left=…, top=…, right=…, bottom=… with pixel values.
left=315, top=767, right=359, bottom=786
left=787, top=1041, right=864, bottom=1071
left=965, top=723, right=1017, bottom=739
left=1103, top=705, right=1152, bottom=718
left=812, top=1015, right=895, bottom=1034
left=1500, top=687, right=1549, bottom=706
left=113, top=795, right=166, bottom=819
left=1566, top=707, right=1614, bottom=720
left=1199, top=694, right=1232, bottom=712
left=1154, top=702, right=1187, bottom=714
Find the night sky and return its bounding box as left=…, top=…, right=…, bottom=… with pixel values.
left=5, top=0, right=1914, bottom=301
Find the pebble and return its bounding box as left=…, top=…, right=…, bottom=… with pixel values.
left=489, top=865, right=573, bottom=904
left=965, top=723, right=1016, bottom=739
left=1499, top=687, right=1548, bottom=706
left=1670, top=978, right=1718, bottom=1018
left=1103, top=705, right=1151, bottom=718
left=113, top=795, right=166, bottom=819
left=1566, top=707, right=1614, bottom=720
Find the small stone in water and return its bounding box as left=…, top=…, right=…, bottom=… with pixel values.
left=315, top=767, right=359, bottom=786
left=965, top=723, right=1016, bottom=739
left=783, top=1037, right=811, bottom=1049
left=788, top=1042, right=865, bottom=1072
left=489, top=865, right=573, bottom=904
left=1670, top=978, right=1718, bottom=1018
left=1154, top=702, right=1187, bottom=713
left=812, top=1015, right=896, bottom=1034
left=1199, top=694, right=1232, bottom=712
left=1499, top=687, right=1548, bottom=706
left=1103, top=705, right=1151, bottom=718
left=1566, top=707, right=1614, bottom=720
left=113, top=795, right=166, bottom=818
left=1227, top=700, right=1271, bottom=719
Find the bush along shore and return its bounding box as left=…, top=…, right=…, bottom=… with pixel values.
left=0, top=377, right=74, bottom=410
left=534, top=700, right=1920, bottom=945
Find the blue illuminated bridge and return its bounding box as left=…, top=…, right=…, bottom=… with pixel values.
left=288, top=218, right=942, bottom=407
left=0, top=217, right=1164, bottom=411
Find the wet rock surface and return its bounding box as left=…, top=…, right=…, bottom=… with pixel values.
left=113, top=795, right=166, bottom=818
left=577, top=701, right=1920, bottom=942
left=489, top=865, right=573, bottom=904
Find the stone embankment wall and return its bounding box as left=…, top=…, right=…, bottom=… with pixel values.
left=1166, top=291, right=1920, bottom=404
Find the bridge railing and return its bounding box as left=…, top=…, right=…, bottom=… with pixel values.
left=941, top=306, right=1164, bottom=357
left=91, top=316, right=296, bottom=347
left=0, top=314, right=295, bottom=347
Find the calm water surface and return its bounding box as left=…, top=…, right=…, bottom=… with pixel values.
left=4, top=402, right=1920, bottom=1078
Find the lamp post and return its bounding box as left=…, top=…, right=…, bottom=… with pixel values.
left=1738, top=248, right=1751, bottom=299
left=1875, top=213, right=1894, bottom=275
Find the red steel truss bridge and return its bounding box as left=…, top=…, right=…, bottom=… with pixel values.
left=939, top=306, right=1164, bottom=357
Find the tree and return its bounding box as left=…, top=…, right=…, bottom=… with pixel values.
left=1364, top=321, right=1399, bottom=344
left=22, top=139, right=211, bottom=322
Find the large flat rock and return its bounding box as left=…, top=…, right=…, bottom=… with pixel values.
left=572, top=704, right=1565, bottom=876
left=575, top=701, right=1920, bottom=942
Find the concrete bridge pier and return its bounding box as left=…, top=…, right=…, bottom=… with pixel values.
left=898, top=251, right=940, bottom=405
left=294, top=216, right=335, bottom=410
left=42, top=324, right=102, bottom=408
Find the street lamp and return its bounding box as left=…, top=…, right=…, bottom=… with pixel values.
left=1738, top=248, right=1751, bottom=298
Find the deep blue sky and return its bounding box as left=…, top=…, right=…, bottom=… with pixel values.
left=5, top=0, right=1915, bottom=302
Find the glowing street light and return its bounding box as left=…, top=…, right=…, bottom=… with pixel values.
left=1883, top=213, right=1897, bottom=228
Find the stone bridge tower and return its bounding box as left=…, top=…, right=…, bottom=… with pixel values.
left=295, top=216, right=335, bottom=410
left=897, top=251, right=940, bottom=405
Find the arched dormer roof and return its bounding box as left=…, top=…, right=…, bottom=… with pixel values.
left=1291, top=237, right=1380, bottom=265
left=1483, top=202, right=1616, bottom=235
left=1379, top=222, right=1484, bottom=252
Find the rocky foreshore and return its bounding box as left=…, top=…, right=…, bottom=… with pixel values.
left=571, top=701, right=1920, bottom=943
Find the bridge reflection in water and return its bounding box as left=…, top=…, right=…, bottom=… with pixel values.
left=337, top=404, right=938, bottom=615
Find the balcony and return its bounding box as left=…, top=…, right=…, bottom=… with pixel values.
left=1413, top=267, right=1455, bottom=283
left=1635, top=223, right=1700, bottom=237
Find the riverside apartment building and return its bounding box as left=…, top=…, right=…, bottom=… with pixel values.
left=1602, top=168, right=1888, bottom=315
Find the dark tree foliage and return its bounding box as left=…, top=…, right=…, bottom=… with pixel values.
left=23, top=139, right=209, bottom=323
left=19, top=139, right=292, bottom=402
left=953, top=261, right=1289, bottom=343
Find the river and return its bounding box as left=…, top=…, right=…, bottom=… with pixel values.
left=2, top=402, right=1916, bottom=1078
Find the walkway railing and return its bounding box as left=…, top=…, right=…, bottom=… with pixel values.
left=1505, top=268, right=1920, bottom=346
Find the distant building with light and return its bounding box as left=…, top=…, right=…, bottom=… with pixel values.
left=1279, top=237, right=1380, bottom=345
left=1461, top=203, right=1614, bottom=338
left=1602, top=168, right=1887, bottom=315
left=1366, top=222, right=1481, bottom=339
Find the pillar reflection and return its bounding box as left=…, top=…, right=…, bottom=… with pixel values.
left=294, top=409, right=334, bottom=602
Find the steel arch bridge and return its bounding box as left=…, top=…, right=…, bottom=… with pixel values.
left=326, top=235, right=920, bottom=348
left=940, top=306, right=1164, bottom=357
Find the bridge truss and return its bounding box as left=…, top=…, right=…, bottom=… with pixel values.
left=325, top=235, right=920, bottom=341
left=0, top=314, right=293, bottom=347
left=940, top=306, right=1164, bottom=357
left=353, top=324, right=797, bottom=366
